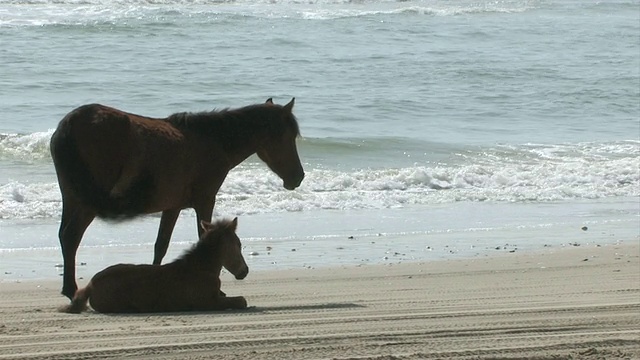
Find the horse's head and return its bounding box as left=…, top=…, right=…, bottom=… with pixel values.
left=200, top=218, right=248, bottom=280
left=257, top=98, right=305, bottom=190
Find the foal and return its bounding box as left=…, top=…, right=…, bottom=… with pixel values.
left=59, top=218, right=248, bottom=313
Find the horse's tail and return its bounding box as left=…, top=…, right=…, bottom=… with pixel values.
left=58, top=284, right=92, bottom=314
left=50, top=104, right=149, bottom=220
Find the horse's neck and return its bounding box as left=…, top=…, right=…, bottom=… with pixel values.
left=212, top=109, right=270, bottom=168
left=191, top=126, right=263, bottom=170
left=225, top=145, right=259, bottom=169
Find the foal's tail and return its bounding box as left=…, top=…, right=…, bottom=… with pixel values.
left=58, top=284, right=92, bottom=314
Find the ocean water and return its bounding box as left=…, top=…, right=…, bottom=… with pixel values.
left=0, top=0, right=639, bottom=281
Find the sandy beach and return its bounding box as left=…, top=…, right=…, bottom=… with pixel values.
left=0, top=240, right=638, bottom=360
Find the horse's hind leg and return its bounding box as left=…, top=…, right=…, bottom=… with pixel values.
left=152, top=208, right=181, bottom=265
left=59, top=196, right=95, bottom=299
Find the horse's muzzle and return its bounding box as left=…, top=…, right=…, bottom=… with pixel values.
left=284, top=171, right=305, bottom=190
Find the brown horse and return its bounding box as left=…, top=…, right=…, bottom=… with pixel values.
left=59, top=218, right=248, bottom=313
left=50, top=98, right=304, bottom=299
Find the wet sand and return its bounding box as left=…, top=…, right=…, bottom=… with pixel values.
left=0, top=240, right=638, bottom=359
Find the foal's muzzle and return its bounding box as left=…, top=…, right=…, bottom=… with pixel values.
left=235, top=267, right=249, bottom=280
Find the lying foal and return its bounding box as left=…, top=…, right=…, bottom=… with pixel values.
left=59, top=218, right=248, bottom=313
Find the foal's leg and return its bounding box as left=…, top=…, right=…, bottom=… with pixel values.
left=211, top=296, right=248, bottom=310
left=59, top=197, right=95, bottom=300
left=152, top=208, right=181, bottom=265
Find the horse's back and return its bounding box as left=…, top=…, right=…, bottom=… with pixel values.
left=54, top=104, right=132, bottom=136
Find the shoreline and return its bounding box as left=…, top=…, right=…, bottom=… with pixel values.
left=1, top=241, right=638, bottom=359
left=2, top=198, right=639, bottom=282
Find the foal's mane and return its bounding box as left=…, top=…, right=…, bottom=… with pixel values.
left=166, top=103, right=300, bottom=149
left=177, top=219, right=234, bottom=265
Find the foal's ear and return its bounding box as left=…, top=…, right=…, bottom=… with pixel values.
left=230, top=217, right=238, bottom=230
left=265, top=98, right=274, bottom=105
left=200, top=220, right=212, bottom=232
left=283, top=98, right=295, bottom=113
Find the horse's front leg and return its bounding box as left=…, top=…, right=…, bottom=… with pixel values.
left=153, top=208, right=181, bottom=265
left=193, top=197, right=215, bottom=238
left=193, top=198, right=228, bottom=296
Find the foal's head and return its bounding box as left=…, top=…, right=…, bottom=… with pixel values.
left=199, top=218, right=248, bottom=280
left=257, top=98, right=305, bottom=190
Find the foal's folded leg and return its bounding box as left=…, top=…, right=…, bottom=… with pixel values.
left=213, top=295, right=247, bottom=310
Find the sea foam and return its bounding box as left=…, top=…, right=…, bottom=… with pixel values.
left=0, top=131, right=53, bottom=161
left=0, top=0, right=540, bottom=27
left=1, top=141, right=638, bottom=220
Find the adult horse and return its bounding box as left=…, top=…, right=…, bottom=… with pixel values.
left=50, top=98, right=304, bottom=300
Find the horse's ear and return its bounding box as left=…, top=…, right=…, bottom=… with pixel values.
left=265, top=98, right=274, bottom=105
left=283, top=98, right=295, bottom=113
left=230, top=217, right=238, bottom=230
left=200, top=220, right=212, bottom=232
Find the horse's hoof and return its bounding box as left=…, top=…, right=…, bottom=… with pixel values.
left=61, top=288, right=76, bottom=300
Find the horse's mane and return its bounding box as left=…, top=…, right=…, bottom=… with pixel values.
left=177, top=219, right=235, bottom=266
left=166, top=103, right=300, bottom=150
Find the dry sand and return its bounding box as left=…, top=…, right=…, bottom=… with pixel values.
left=0, top=242, right=638, bottom=360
